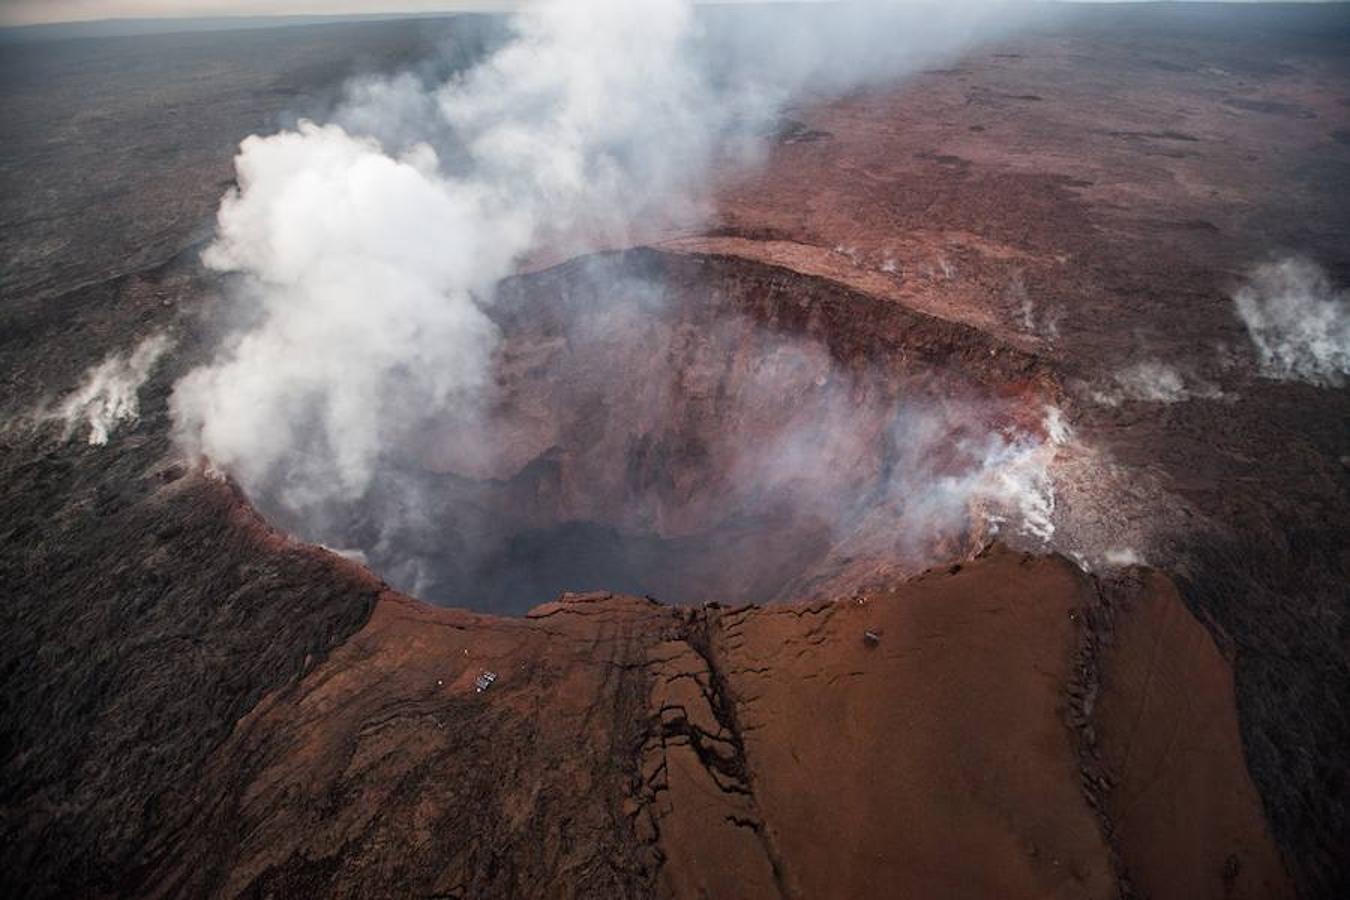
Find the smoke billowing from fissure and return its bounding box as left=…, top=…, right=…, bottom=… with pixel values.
left=172, top=0, right=1062, bottom=611
left=44, top=334, right=172, bottom=446
left=1234, top=257, right=1350, bottom=388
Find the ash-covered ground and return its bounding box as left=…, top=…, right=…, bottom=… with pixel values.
left=1, top=4, right=1348, bottom=899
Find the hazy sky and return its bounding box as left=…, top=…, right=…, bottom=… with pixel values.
left=0, top=1, right=515, bottom=27
left=3, top=0, right=1330, bottom=28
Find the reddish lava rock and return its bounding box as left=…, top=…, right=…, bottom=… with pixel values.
left=130, top=547, right=1289, bottom=899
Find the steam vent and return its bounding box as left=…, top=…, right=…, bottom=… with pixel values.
left=2, top=3, right=1348, bottom=900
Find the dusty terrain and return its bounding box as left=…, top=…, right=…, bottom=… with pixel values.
left=1, top=5, right=1347, bottom=899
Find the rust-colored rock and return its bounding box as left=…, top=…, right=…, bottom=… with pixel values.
left=1095, top=572, right=1293, bottom=900
left=121, top=547, right=1289, bottom=899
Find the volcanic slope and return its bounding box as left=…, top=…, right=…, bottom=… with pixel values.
left=129, top=548, right=1286, bottom=900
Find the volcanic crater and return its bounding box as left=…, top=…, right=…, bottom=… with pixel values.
left=263, top=249, right=1057, bottom=612
left=3, top=5, right=1348, bottom=900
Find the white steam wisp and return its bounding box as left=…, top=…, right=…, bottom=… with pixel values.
left=52, top=334, right=172, bottom=446
left=1235, top=257, right=1350, bottom=388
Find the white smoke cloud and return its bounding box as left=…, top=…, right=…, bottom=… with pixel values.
left=879, top=403, right=1065, bottom=545
left=1234, top=257, right=1350, bottom=388
left=767, top=393, right=1071, bottom=600
left=720, top=340, right=1067, bottom=553
left=1091, top=359, right=1225, bottom=406
left=171, top=0, right=1045, bottom=606
left=173, top=0, right=740, bottom=507
left=174, top=0, right=1026, bottom=493
left=1103, top=547, right=1145, bottom=567
left=43, top=334, right=173, bottom=446
left=1115, top=360, right=1188, bottom=402
left=176, top=122, right=508, bottom=507
left=1009, top=271, right=1058, bottom=342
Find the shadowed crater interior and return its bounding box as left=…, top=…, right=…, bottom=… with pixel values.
left=252, top=249, right=1051, bottom=613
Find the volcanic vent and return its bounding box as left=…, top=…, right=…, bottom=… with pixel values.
left=244, top=249, right=1061, bottom=613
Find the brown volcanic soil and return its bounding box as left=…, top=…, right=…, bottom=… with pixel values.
left=1095, top=570, right=1292, bottom=900
left=1, top=5, right=1347, bottom=900
left=123, top=548, right=1286, bottom=900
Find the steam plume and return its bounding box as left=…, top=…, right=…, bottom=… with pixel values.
left=1235, top=257, right=1350, bottom=388
left=171, top=1, right=1049, bottom=607
left=1091, top=359, right=1224, bottom=406
left=50, top=334, right=171, bottom=445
